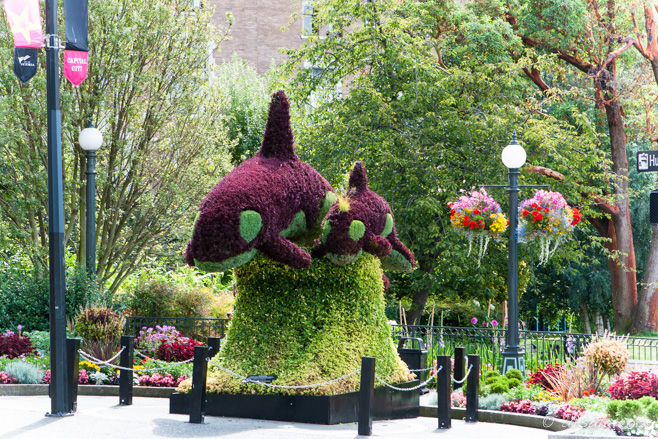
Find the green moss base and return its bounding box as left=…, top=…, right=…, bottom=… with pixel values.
left=180, top=253, right=412, bottom=396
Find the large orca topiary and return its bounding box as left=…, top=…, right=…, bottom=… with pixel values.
left=184, top=91, right=336, bottom=272
left=313, top=161, right=417, bottom=273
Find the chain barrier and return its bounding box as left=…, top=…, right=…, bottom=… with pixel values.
left=407, top=366, right=434, bottom=372
left=451, top=364, right=473, bottom=384
left=78, top=346, right=125, bottom=365
left=78, top=349, right=193, bottom=373
left=374, top=365, right=443, bottom=392
left=207, top=357, right=361, bottom=389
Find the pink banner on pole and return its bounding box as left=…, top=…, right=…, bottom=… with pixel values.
left=63, top=50, right=88, bottom=87
left=3, top=0, right=43, bottom=49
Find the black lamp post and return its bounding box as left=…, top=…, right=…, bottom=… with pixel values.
left=79, top=121, right=103, bottom=275
left=45, top=0, right=70, bottom=416
left=500, top=133, right=527, bottom=375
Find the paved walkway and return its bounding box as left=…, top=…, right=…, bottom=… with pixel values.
left=0, top=395, right=555, bottom=439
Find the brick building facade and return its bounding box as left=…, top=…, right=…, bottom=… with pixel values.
left=208, top=0, right=304, bottom=74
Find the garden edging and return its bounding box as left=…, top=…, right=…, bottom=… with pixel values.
left=419, top=405, right=573, bottom=432
left=0, top=384, right=176, bottom=398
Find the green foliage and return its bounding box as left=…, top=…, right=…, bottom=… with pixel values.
left=0, top=267, right=98, bottom=331
left=275, top=0, right=603, bottom=323
left=505, top=369, right=524, bottom=381
left=124, top=277, right=214, bottom=319
left=239, top=210, right=263, bottom=242
left=24, top=331, right=50, bottom=354
left=0, top=0, right=234, bottom=292
left=4, top=361, right=44, bottom=384
left=216, top=55, right=271, bottom=166
left=183, top=252, right=413, bottom=396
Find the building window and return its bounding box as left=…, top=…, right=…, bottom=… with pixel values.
left=302, top=0, right=316, bottom=37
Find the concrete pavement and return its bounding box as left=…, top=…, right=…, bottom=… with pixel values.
left=0, top=395, right=557, bottom=439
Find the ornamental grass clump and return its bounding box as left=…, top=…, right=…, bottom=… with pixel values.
left=583, top=334, right=629, bottom=390
left=448, top=190, right=507, bottom=266
left=74, top=306, right=125, bottom=361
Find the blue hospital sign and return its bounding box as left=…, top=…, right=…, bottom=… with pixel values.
left=638, top=151, right=658, bottom=172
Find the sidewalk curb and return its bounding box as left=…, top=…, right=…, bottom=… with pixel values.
left=420, top=405, right=572, bottom=432
left=0, top=384, right=176, bottom=398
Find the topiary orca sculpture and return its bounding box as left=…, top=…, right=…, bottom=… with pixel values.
left=312, top=161, right=417, bottom=273
left=184, top=90, right=336, bottom=272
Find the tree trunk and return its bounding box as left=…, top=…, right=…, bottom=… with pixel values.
left=599, top=71, right=638, bottom=332
left=406, top=288, right=429, bottom=325
left=633, top=226, right=658, bottom=332
left=595, top=310, right=605, bottom=335
left=580, top=302, right=592, bottom=334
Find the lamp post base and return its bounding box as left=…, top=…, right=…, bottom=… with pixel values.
left=501, top=349, right=525, bottom=376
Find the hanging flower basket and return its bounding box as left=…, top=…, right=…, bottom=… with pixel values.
left=518, top=190, right=582, bottom=264
left=448, top=190, right=508, bottom=266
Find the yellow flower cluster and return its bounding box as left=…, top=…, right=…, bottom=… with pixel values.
left=535, top=390, right=561, bottom=403
left=488, top=213, right=508, bottom=234
left=79, top=360, right=100, bottom=372
left=133, top=364, right=145, bottom=375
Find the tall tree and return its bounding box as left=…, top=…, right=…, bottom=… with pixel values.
left=0, top=0, right=233, bottom=292
left=277, top=0, right=602, bottom=323
left=498, top=0, right=643, bottom=331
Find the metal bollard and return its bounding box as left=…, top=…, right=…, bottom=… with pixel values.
left=436, top=355, right=451, bottom=429
left=207, top=337, right=221, bottom=357
left=465, top=354, right=480, bottom=423
left=66, top=338, right=81, bottom=413
left=119, top=335, right=134, bottom=406
left=453, top=347, right=465, bottom=390
left=189, top=346, right=209, bottom=424
left=358, top=356, right=376, bottom=436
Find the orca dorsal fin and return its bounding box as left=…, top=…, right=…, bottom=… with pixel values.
left=348, top=161, right=368, bottom=192
left=260, top=90, right=296, bottom=160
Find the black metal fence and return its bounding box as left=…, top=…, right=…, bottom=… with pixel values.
left=392, top=325, right=658, bottom=371
left=124, top=316, right=230, bottom=342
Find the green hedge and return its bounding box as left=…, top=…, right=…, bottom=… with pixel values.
left=180, top=252, right=413, bottom=396
left=0, top=269, right=95, bottom=331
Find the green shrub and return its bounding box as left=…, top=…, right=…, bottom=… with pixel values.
left=24, top=331, right=50, bottom=354
left=646, top=401, right=658, bottom=421
left=483, top=370, right=501, bottom=379
left=125, top=278, right=217, bottom=319
left=505, top=369, right=523, bottom=381
left=507, top=377, right=521, bottom=389
left=489, top=379, right=509, bottom=394
left=0, top=268, right=98, bottom=331
left=4, top=361, right=44, bottom=384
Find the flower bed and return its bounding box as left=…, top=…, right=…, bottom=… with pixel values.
left=0, top=325, right=193, bottom=389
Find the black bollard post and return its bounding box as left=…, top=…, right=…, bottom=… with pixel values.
left=453, top=347, right=465, bottom=390
left=119, top=335, right=134, bottom=406
left=66, top=338, right=80, bottom=413
left=207, top=337, right=221, bottom=358
left=436, top=355, right=451, bottom=429
left=189, top=346, right=209, bottom=424
left=465, top=354, right=480, bottom=423
left=358, top=356, right=376, bottom=436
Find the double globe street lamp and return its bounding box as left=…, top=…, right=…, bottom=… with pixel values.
left=79, top=120, right=103, bottom=276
